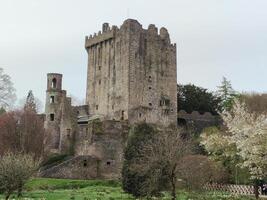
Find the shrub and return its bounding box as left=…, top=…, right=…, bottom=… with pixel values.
left=0, top=152, right=40, bottom=199
left=122, top=123, right=156, bottom=197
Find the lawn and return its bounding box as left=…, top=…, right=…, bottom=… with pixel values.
left=0, top=178, right=256, bottom=200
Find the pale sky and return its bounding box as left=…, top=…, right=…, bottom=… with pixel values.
left=1, top=0, right=267, bottom=108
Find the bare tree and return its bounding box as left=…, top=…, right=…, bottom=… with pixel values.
left=0, top=152, right=40, bottom=199
left=0, top=110, right=45, bottom=157
left=0, top=68, right=16, bottom=109
left=131, top=129, right=192, bottom=200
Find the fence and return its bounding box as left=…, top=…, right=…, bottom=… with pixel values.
left=204, top=183, right=261, bottom=195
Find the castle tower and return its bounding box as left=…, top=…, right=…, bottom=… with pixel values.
left=44, top=73, right=63, bottom=151
left=85, top=19, right=177, bottom=126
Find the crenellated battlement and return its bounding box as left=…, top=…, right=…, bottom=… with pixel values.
left=178, top=110, right=220, bottom=122
left=85, top=23, right=118, bottom=48
left=85, top=19, right=175, bottom=49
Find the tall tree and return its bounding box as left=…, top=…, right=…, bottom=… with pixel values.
left=216, top=77, right=237, bottom=111
left=0, top=68, right=16, bottom=109
left=24, top=90, right=36, bottom=113
left=177, top=84, right=221, bottom=115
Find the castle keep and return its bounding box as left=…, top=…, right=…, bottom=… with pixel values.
left=43, top=19, right=177, bottom=179
left=85, top=19, right=177, bottom=125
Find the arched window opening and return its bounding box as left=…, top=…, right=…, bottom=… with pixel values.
left=50, top=96, right=55, bottom=103
left=52, top=78, right=57, bottom=89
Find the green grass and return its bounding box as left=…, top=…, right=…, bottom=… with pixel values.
left=0, top=178, right=257, bottom=200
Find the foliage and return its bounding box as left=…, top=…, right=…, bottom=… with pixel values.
left=178, top=155, right=228, bottom=190
left=216, top=77, right=238, bottom=111
left=126, top=128, right=192, bottom=200
left=201, top=99, right=267, bottom=198
left=177, top=84, right=221, bottom=115
left=0, top=110, right=45, bottom=157
left=0, top=68, right=16, bottom=109
left=0, top=152, right=40, bottom=199
left=221, top=99, right=267, bottom=180
left=239, top=92, right=267, bottom=115
left=200, top=127, right=252, bottom=185
left=122, top=123, right=157, bottom=197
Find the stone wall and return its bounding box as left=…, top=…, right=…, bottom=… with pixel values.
left=178, top=110, right=221, bottom=133
left=75, top=120, right=129, bottom=179
left=40, top=155, right=101, bottom=179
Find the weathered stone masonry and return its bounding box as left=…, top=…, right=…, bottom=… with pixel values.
left=85, top=19, right=177, bottom=126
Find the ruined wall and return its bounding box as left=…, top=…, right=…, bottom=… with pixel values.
left=75, top=120, right=129, bottom=179
left=44, top=73, right=77, bottom=155
left=40, top=155, right=101, bottom=179
left=85, top=19, right=177, bottom=126
left=178, top=110, right=221, bottom=133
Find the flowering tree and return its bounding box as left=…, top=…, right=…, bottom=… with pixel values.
left=201, top=99, right=267, bottom=198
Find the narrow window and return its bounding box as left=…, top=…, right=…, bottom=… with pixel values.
left=159, top=100, right=163, bottom=106
left=139, top=113, right=142, bottom=118
left=66, top=129, right=71, bottom=138
left=149, top=103, right=152, bottom=106
left=99, top=65, right=101, bottom=70
left=106, top=161, right=111, bottom=166
left=52, top=78, right=57, bottom=89
left=96, top=105, right=99, bottom=110
left=50, top=96, right=55, bottom=103
left=83, top=159, right=87, bottom=167
left=121, top=110, right=124, bottom=120
left=112, top=105, right=114, bottom=110
left=149, top=86, right=152, bottom=90
left=99, top=79, right=101, bottom=85
left=50, top=114, right=55, bottom=121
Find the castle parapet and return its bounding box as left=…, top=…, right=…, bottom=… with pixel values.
left=85, top=23, right=117, bottom=48
left=178, top=110, right=219, bottom=122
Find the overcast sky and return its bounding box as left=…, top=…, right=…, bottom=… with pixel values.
left=1, top=0, right=267, bottom=108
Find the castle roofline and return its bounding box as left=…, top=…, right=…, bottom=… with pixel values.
left=47, top=73, right=63, bottom=76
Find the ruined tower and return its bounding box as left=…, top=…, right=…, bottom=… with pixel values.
left=44, top=73, right=75, bottom=154
left=85, top=19, right=177, bottom=126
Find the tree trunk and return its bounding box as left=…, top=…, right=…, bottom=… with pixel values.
left=254, top=182, right=259, bottom=199
left=5, top=193, right=10, bottom=200
left=17, top=184, right=22, bottom=197
left=171, top=165, right=177, bottom=200
left=171, top=176, right=176, bottom=200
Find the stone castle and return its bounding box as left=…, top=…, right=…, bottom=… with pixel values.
left=42, top=19, right=217, bottom=179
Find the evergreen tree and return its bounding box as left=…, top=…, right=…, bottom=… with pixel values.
left=177, top=84, right=221, bottom=114
left=0, top=107, right=6, bottom=115
left=122, top=123, right=157, bottom=197
left=24, top=90, right=36, bottom=113
left=217, top=77, right=238, bottom=111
